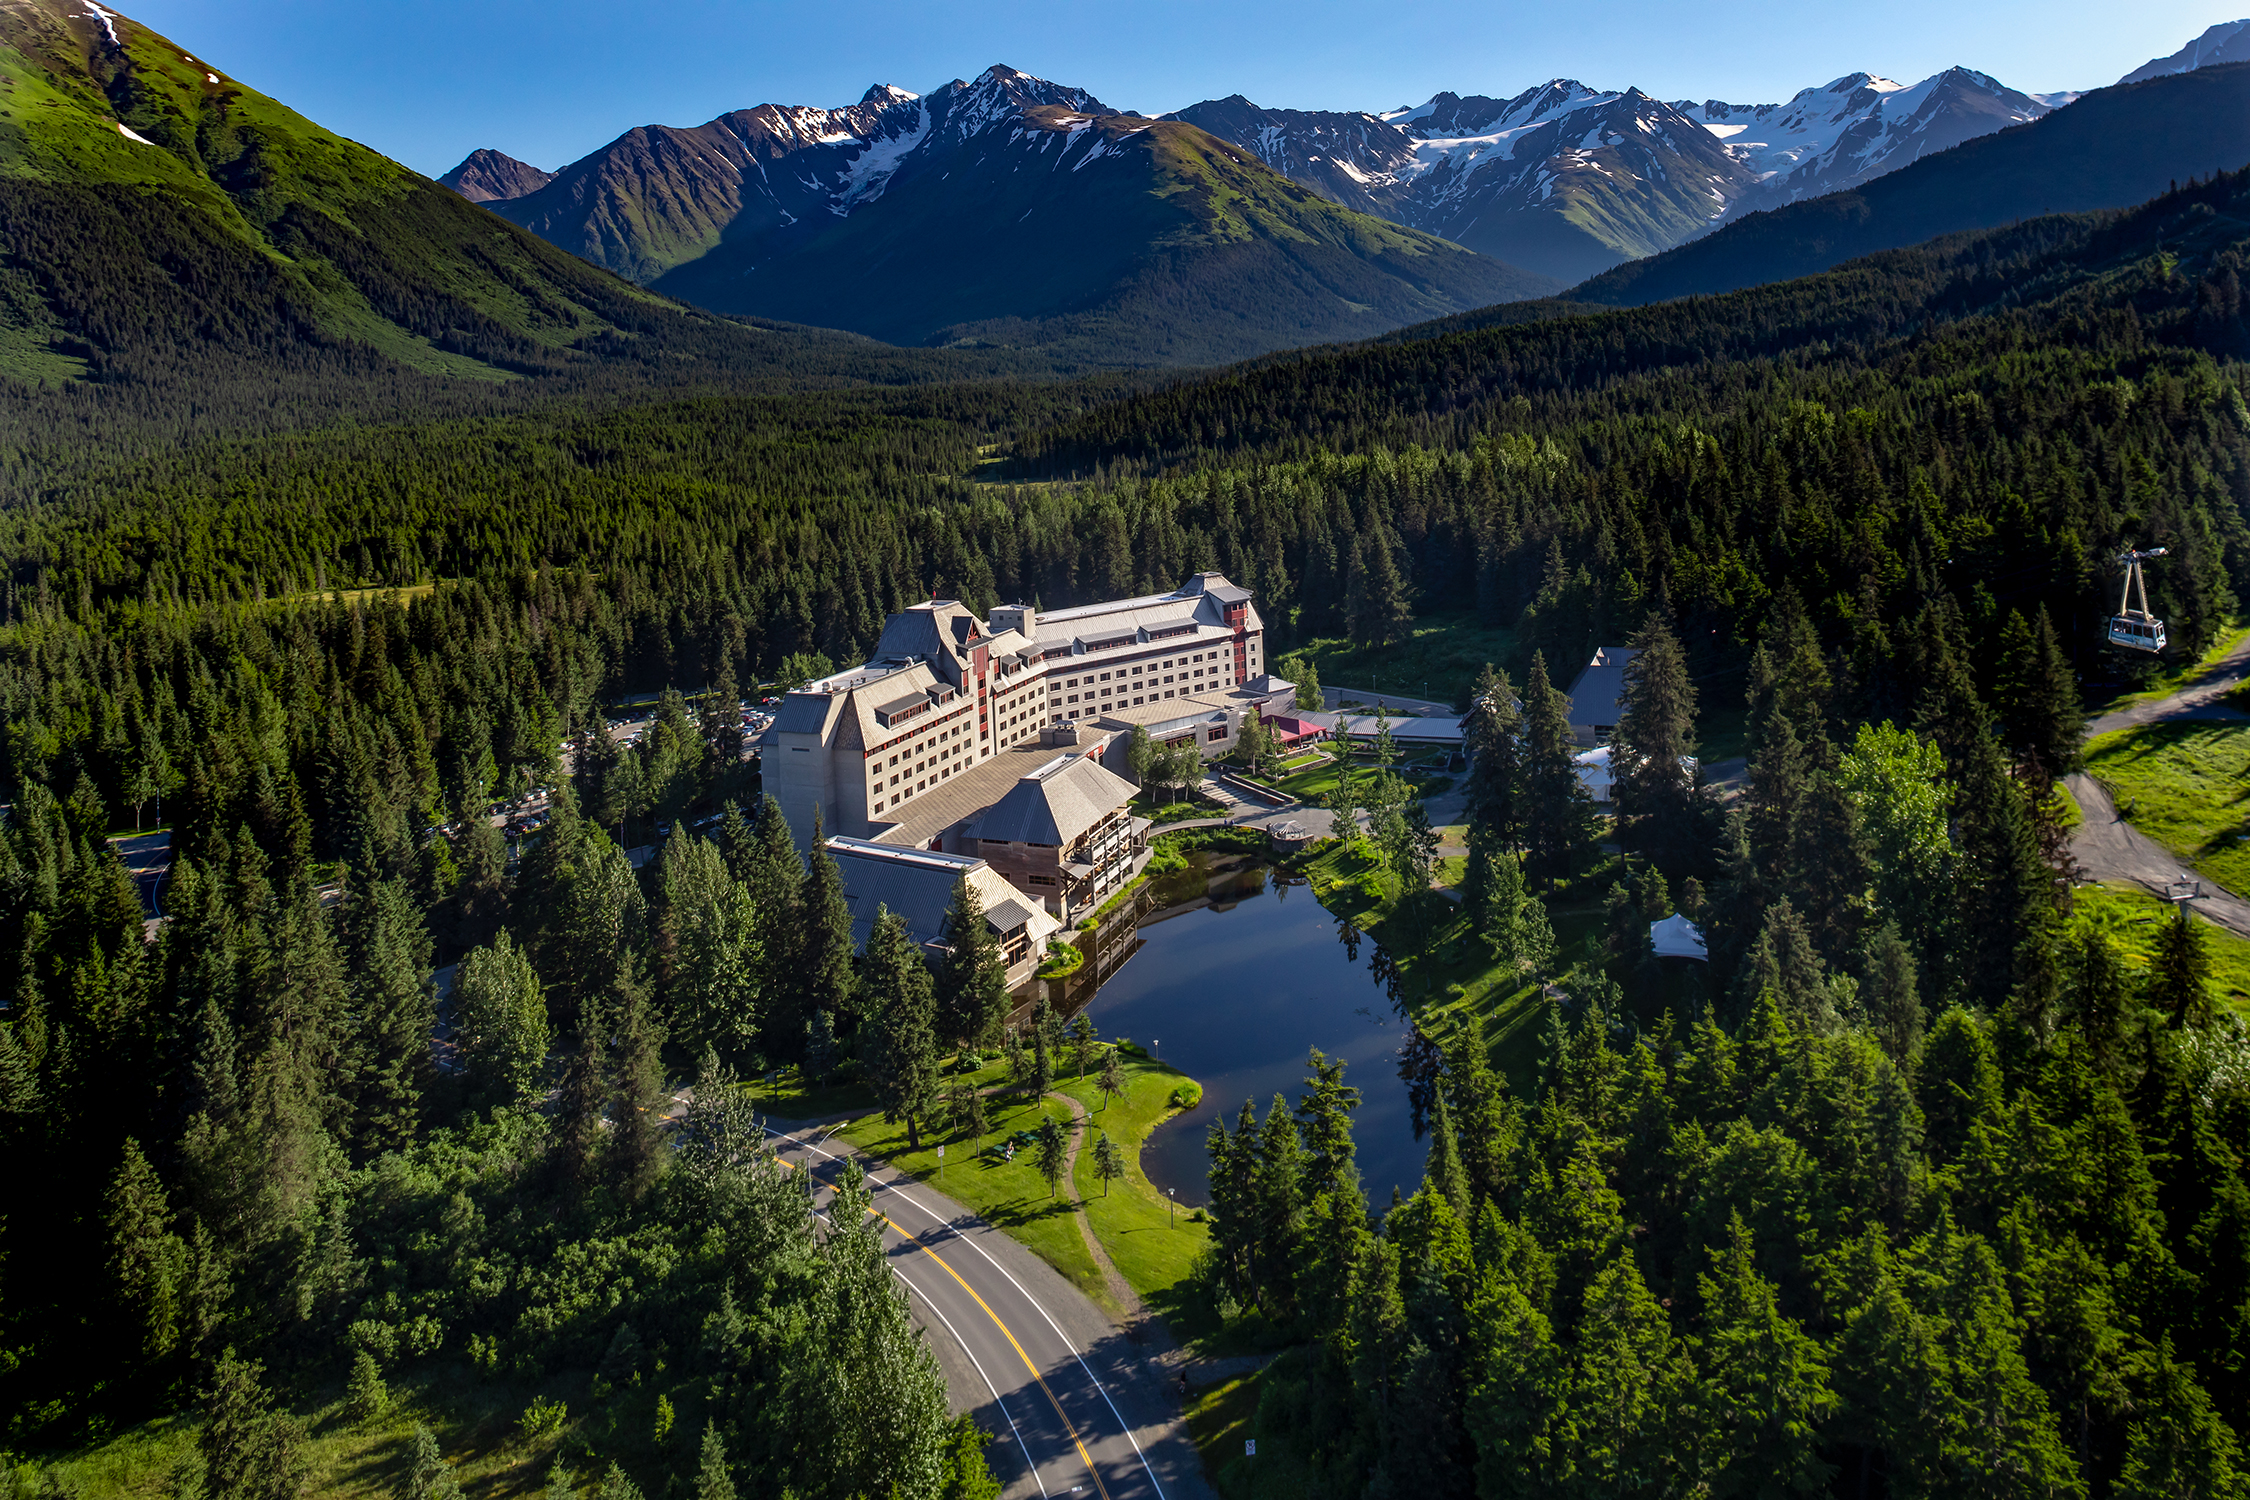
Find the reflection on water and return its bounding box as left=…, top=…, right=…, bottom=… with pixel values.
left=1038, top=851, right=1428, bottom=1207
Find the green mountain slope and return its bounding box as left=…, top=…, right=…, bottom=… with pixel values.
left=0, top=0, right=1074, bottom=419
left=652, top=109, right=1559, bottom=365
left=1569, top=63, right=2250, bottom=307
left=1006, top=164, right=2250, bottom=477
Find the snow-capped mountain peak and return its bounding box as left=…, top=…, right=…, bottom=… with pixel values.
left=1671, top=64, right=2050, bottom=201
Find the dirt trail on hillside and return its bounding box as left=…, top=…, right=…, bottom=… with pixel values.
left=2069, top=633, right=2250, bottom=935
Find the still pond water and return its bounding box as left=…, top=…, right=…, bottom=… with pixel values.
left=1048, top=851, right=1429, bottom=1207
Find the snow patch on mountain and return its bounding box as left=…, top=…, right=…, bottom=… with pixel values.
left=836, top=102, right=930, bottom=208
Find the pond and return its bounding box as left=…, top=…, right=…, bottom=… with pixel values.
left=1044, top=851, right=1430, bottom=1207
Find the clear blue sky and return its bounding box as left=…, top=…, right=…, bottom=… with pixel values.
left=122, top=0, right=2244, bottom=178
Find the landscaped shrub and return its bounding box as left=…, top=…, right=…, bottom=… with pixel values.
left=1170, top=1080, right=1203, bottom=1110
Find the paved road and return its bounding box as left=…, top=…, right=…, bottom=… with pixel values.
left=765, top=1121, right=1213, bottom=1500
left=2071, top=632, right=2250, bottom=934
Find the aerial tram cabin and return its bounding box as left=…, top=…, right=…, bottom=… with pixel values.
left=2108, top=546, right=2168, bottom=654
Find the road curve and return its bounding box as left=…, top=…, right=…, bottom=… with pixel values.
left=764, top=1122, right=1215, bottom=1500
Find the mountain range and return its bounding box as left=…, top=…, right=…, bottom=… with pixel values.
left=453, top=47, right=2129, bottom=295
left=463, top=65, right=1557, bottom=363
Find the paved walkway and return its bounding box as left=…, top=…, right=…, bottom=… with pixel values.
left=2086, top=631, right=2250, bottom=737
left=2066, top=773, right=2250, bottom=938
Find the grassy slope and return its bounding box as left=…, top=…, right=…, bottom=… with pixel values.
left=834, top=1088, right=1112, bottom=1305
left=28, top=1354, right=706, bottom=1500
left=0, top=0, right=783, bottom=388
left=1287, top=611, right=1519, bottom=711
left=2070, top=880, right=2250, bottom=1011
left=2084, top=721, right=2250, bottom=898
left=1055, top=1053, right=1214, bottom=1328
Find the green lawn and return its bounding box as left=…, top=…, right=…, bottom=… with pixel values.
left=1291, top=612, right=1516, bottom=710
left=2083, top=722, right=2250, bottom=895
left=2069, top=881, right=2250, bottom=1012
left=1055, top=1053, right=1214, bottom=1332
left=835, top=1091, right=1113, bottom=1306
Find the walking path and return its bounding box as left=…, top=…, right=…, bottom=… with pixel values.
left=2085, top=630, right=2250, bottom=737
left=2071, top=631, right=2250, bottom=936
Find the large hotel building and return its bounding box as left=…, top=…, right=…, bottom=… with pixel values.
left=759, top=572, right=1293, bottom=942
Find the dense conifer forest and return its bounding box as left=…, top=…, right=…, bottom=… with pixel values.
left=0, top=160, right=2246, bottom=1500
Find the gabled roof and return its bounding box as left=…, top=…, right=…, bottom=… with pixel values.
left=1564, top=646, right=1641, bottom=733
left=970, top=753, right=1137, bottom=846
left=871, top=600, right=984, bottom=669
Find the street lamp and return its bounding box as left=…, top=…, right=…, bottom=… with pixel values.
left=1167, top=1187, right=1176, bottom=1228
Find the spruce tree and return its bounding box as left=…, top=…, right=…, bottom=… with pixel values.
left=2116, top=1340, right=2246, bottom=1500
left=737, top=794, right=804, bottom=1058
left=1096, top=1044, right=1126, bottom=1112
left=344, top=870, right=435, bottom=1157
left=1520, top=651, right=1592, bottom=885
left=1994, top=606, right=2086, bottom=786
left=405, top=1427, right=464, bottom=1500
left=862, top=908, right=939, bottom=1149
left=1860, top=921, right=1923, bottom=1064
left=453, top=930, right=550, bottom=1105
left=1613, top=616, right=1715, bottom=869
left=693, top=1424, right=735, bottom=1500
left=1033, top=1113, right=1068, bottom=1197
left=1688, top=1217, right=1836, bottom=1495
left=2065, top=928, right=2133, bottom=1077
left=1091, top=1133, right=1124, bottom=1196
left=798, top=816, right=858, bottom=1033
left=2148, top=907, right=2215, bottom=1029
left=196, top=1351, right=313, bottom=1500
left=606, top=970, right=666, bottom=1201
left=1421, top=1089, right=1471, bottom=1221
left=934, top=877, right=1008, bottom=1050
left=1570, top=1256, right=1695, bottom=1499
left=1461, top=662, right=1523, bottom=850
left=106, top=1136, right=185, bottom=1368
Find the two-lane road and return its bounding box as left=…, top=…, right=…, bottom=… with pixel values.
left=765, top=1123, right=1209, bottom=1500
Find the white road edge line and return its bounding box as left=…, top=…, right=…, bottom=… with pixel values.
left=770, top=1126, right=1171, bottom=1500
left=811, top=1203, right=1050, bottom=1499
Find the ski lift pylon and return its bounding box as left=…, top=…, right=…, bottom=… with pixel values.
left=2107, top=545, right=2168, bottom=654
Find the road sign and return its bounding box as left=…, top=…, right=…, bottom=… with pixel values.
left=937, top=1146, right=945, bottom=1159
left=1245, top=1440, right=1256, bottom=1457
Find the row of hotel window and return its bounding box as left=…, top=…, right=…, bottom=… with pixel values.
left=1049, top=647, right=1250, bottom=707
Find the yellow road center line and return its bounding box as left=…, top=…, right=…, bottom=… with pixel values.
left=872, top=1207, right=1112, bottom=1500
left=785, top=1157, right=1111, bottom=1500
